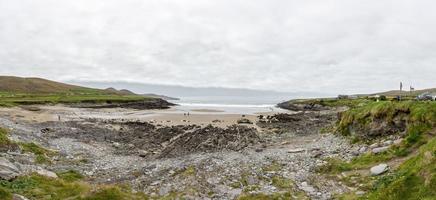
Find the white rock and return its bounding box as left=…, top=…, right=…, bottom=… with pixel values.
left=359, top=146, right=368, bottom=153
left=13, top=194, right=30, bottom=200
left=0, top=157, right=21, bottom=180
left=287, top=148, right=305, bottom=153
left=369, top=143, right=379, bottom=149
left=383, top=140, right=393, bottom=146
left=372, top=146, right=389, bottom=154
left=35, top=168, right=58, bottom=178
left=393, top=138, right=403, bottom=145
left=112, top=142, right=121, bottom=148
left=355, top=191, right=365, bottom=196
left=370, top=164, right=389, bottom=175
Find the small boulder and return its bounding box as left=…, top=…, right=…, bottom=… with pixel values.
left=370, top=163, right=389, bottom=175
left=246, top=175, right=259, bottom=185
left=138, top=150, right=148, bottom=157
left=35, top=168, right=58, bottom=178
left=383, top=140, right=393, bottom=146
left=393, top=138, right=403, bottom=145
left=0, top=157, right=21, bottom=180
left=372, top=146, right=389, bottom=154
left=237, top=118, right=253, bottom=124
left=112, top=142, right=121, bottom=148
left=369, top=143, right=379, bottom=149
left=288, top=148, right=305, bottom=153
left=358, top=146, right=368, bottom=154
left=13, top=194, right=30, bottom=200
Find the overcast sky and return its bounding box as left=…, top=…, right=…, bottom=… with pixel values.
left=0, top=0, right=435, bottom=94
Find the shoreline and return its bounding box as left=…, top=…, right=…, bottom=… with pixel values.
left=0, top=103, right=292, bottom=128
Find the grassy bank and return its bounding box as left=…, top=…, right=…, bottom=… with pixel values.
left=0, top=173, right=149, bottom=200
left=0, top=90, right=148, bottom=107
left=315, top=100, right=436, bottom=199
left=367, top=137, right=436, bottom=200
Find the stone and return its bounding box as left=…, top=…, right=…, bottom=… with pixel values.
left=355, top=191, right=365, bottom=196
left=393, top=138, right=403, bottom=145
left=138, top=150, right=148, bottom=157
left=13, top=194, right=29, bottom=200
left=35, top=168, right=58, bottom=178
left=287, top=148, right=305, bottom=153
left=246, top=175, right=259, bottom=185
left=255, top=148, right=263, bottom=152
left=0, top=157, right=21, bottom=180
left=372, top=146, right=389, bottom=154
left=383, top=140, right=393, bottom=146
left=112, top=142, right=121, bottom=148
left=359, top=146, right=368, bottom=153
left=237, top=118, right=253, bottom=124
left=300, top=182, right=316, bottom=193
left=369, top=143, right=379, bottom=149
left=159, top=186, right=171, bottom=196
left=370, top=164, right=389, bottom=175
left=228, top=188, right=242, bottom=199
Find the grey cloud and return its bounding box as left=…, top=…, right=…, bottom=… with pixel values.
left=0, top=0, right=435, bottom=94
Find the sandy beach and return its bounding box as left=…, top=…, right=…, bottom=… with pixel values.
left=0, top=104, right=293, bottom=128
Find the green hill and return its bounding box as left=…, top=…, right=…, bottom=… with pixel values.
left=0, top=76, right=147, bottom=106
left=0, top=76, right=100, bottom=94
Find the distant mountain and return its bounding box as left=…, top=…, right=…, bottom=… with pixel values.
left=104, top=87, right=136, bottom=95
left=68, top=81, right=329, bottom=99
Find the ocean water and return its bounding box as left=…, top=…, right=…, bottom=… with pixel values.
left=169, top=95, right=293, bottom=114
left=172, top=95, right=291, bottom=105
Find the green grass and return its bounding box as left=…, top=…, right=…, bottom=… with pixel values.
left=338, top=101, right=436, bottom=138
left=321, top=100, right=436, bottom=199
left=319, top=101, right=436, bottom=174
left=57, top=170, right=84, bottom=182
left=19, top=142, right=56, bottom=164
left=271, top=176, right=294, bottom=189
left=365, top=137, right=436, bottom=200
left=0, top=90, right=149, bottom=107
left=284, top=98, right=373, bottom=109
left=0, top=174, right=149, bottom=200
left=318, top=151, right=398, bottom=174
left=262, top=160, right=282, bottom=172
left=0, top=127, right=16, bottom=151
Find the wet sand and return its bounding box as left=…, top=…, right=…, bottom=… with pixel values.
left=0, top=104, right=292, bottom=128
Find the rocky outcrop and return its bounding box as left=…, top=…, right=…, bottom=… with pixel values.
left=277, top=101, right=329, bottom=111
left=75, top=98, right=176, bottom=110
left=45, top=120, right=260, bottom=159
left=0, top=157, right=21, bottom=180
left=338, top=108, right=409, bottom=141
left=257, top=112, right=337, bottom=135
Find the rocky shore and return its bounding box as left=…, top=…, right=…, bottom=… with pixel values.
left=0, top=103, right=368, bottom=199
